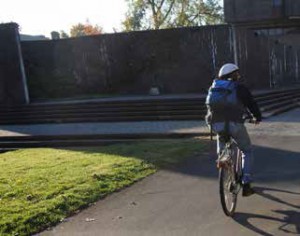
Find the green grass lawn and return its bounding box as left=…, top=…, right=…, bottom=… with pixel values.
left=0, top=139, right=207, bottom=236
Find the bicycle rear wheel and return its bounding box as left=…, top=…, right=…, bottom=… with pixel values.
left=219, top=164, right=237, bottom=217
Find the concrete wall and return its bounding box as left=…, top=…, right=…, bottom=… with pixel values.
left=21, top=26, right=234, bottom=99
left=234, top=27, right=271, bottom=88
left=224, top=0, right=284, bottom=23
left=21, top=24, right=300, bottom=100
left=224, top=0, right=300, bottom=24
left=268, top=30, right=300, bottom=86
left=235, top=27, right=300, bottom=88
left=285, top=0, right=300, bottom=17
left=0, top=23, right=29, bottom=105
left=1, top=22, right=299, bottom=102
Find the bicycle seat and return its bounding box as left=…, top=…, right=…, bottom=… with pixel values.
left=218, top=133, right=231, bottom=143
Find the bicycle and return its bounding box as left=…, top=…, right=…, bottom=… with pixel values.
left=217, top=117, right=255, bottom=217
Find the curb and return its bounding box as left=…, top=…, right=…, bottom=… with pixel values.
left=0, top=132, right=210, bottom=149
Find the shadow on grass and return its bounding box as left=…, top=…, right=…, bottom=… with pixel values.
left=64, top=138, right=219, bottom=178
left=63, top=138, right=300, bottom=184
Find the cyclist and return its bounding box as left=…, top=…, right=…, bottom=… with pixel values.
left=205, top=63, right=262, bottom=197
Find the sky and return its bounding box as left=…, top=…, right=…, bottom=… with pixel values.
left=0, top=0, right=223, bottom=38
left=0, top=0, right=127, bottom=37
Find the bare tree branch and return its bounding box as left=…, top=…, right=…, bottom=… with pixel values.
left=148, top=0, right=157, bottom=15
left=161, top=0, right=175, bottom=27
left=158, top=0, right=166, bottom=10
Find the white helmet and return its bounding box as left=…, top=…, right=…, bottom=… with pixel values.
left=218, top=63, right=239, bottom=78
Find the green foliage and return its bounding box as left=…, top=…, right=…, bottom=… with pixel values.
left=60, top=30, right=69, bottom=38
left=0, top=140, right=206, bottom=235
left=122, top=0, right=224, bottom=31
left=123, top=0, right=147, bottom=31
left=169, top=0, right=224, bottom=27
left=70, top=22, right=103, bottom=37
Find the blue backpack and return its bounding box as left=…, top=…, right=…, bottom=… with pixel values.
left=206, top=79, right=238, bottom=108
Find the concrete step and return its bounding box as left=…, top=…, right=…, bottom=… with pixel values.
left=0, top=133, right=207, bottom=149
left=0, top=105, right=206, bottom=118
left=0, top=99, right=205, bottom=112
left=257, top=92, right=300, bottom=107
left=1, top=90, right=299, bottom=149
left=0, top=88, right=299, bottom=125
left=2, top=87, right=299, bottom=112
left=0, top=110, right=205, bottom=121
left=1, top=92, right=297, bottom=123
left=260, top=99, right=298, bottom=112
left=254, top=87, right=300, bottom=100
left=0, top=114, right=206, bottom=125
left=262, top=103, right=299, bottom=118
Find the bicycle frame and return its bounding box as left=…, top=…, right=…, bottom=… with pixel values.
left=233, top=147, right=243, bottom=194
left=217, top=114, right=255, bottom=216
left=219, top=137, right=243, bottom=216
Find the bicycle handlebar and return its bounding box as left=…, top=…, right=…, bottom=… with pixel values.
left=243, top=115, right=257, bottom=124
left=242, top=109, right=262, bottom=124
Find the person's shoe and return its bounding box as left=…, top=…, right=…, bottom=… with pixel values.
left=242, top=183, right=255, bottom=197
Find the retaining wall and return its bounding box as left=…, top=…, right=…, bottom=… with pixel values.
left=21, top=25, right=235, bottom=99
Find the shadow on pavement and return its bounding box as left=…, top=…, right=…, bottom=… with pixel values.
left=64, top=139, right=300, bottom=184
left=255, top=187, right=300, bottom=209
left=234, top=186, right=300, bottom=236
left=234, top=211, right=300, bottom=236
left=61, top=137, right=300, bottom=235
left=175, top=141, right=300, bottom=184
left=252, top=144, right=300, bottom=183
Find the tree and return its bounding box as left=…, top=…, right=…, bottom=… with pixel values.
left=169, top=0, right=224, bottom=26
left=70, top=21, right=103, bottom=37
left=51, top=31, right=60, bottom=40
left=60, top=30, right=69, bottom=38
left=122, top=0, right=224, bottom=31
left=123, top=0, right=147, bottom=31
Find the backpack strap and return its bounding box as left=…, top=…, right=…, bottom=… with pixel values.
left=210, top=87, right=232, bottom=94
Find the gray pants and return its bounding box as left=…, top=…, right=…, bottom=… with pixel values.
left=212, top=122, right=253, bottom=184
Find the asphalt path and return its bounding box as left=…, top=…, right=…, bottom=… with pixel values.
left=40, top=109, right=300, bottom=236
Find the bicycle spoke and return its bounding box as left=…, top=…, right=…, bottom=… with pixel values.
left=219, top=166, right=237, bottom=217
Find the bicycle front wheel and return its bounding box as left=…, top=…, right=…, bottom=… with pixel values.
left=219, top=165, right=237, bottom=217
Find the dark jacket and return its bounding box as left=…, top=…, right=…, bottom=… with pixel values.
left=206, top=81, right=262, bottom=123
left=236, top=84, right=262, bottom=122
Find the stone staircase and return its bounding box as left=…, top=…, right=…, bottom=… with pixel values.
left=0, top=87, right=299, bottom=149
left=0, top=87, right=299, bottom=125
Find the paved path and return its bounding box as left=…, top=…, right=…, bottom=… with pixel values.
left=39, top=109, right=300, bottom=236
left=0, top=121, right=207, bottom=137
